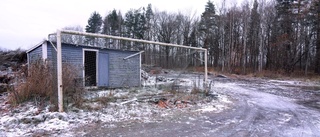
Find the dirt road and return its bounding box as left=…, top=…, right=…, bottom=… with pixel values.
left=83, top=78, right=320, bottom=137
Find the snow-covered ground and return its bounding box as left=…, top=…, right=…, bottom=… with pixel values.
left=0, top=71, right=231, bottom=137
left=78, top=76, right=320, bottom=137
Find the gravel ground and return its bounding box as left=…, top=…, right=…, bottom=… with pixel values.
left=81, top=76, right=320, bottom=137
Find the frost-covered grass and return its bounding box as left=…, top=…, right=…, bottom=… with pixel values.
left=0, top=72, right=232, bottom=137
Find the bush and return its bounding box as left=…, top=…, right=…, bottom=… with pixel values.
left=8, top=60, right=85, bottom=111
left=9, top=60, right=53, bottom=106
left=62, top=63, right=85, bottom=108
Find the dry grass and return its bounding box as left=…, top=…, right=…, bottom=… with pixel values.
left=252, top=70, right=284, bottom=78
left=253, top=70, right=320, bottom=80
left=190, top=81, right=201, bottom=95
left=62, top=63, right=85, bottom=108
left=99, top=91, right=116, bottom=104
left=94, top=96, right=115, bottom=105
left=8, top=60, right=53, bottom=106
left=190, top=87, right=202, bottom=95
left=82, top=91, right=115, bottom=111
left=191, top=66, right=320, bottom=81
left=190, top=66, right=215, bottom=72
left=8, top=60, right=85, bottom=111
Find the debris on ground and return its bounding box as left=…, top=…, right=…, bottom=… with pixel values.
left=216, top=74, right=228, bottom=78
left=0, top=49, right=27, bottom=95
left=154, top=98, right=187, bottom=109
left=0, top=84, right=8, bottom=94
left=0, top=84, right=229, bottom=136
left=0, top=65, right=230, bottom=136
left=0, top=49, right=27, bottom=71
left=0, top=71, right=14, bottom=94
left=156, top=76, right=167, bottom=82
left=141, top=70, right=149, bottom=80
left=157, top=99, right=169, bottom=108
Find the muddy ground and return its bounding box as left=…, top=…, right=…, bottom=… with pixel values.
left=80, top=76, right=320, bottom=137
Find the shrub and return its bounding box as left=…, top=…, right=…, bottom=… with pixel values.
left=9, top=60, right=53, bottom=106
left=8, top=60, right=85, bottom=111
left=62, top=63, right=85, bottom=108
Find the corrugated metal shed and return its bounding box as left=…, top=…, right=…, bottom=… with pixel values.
left=27, top=40, right=141, bottom=88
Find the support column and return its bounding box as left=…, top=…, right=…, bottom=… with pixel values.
left=204, top=49, right=208, bottom=88
left=57, top=30, right=63, bottom=112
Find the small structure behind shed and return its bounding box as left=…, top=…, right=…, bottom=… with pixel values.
left=26, top=40, right=141, bottom=88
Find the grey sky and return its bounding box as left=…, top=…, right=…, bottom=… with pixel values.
left=0, top=0, right=245, bottom=50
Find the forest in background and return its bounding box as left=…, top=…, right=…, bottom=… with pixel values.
left=55, top=0, right=320, bottom=76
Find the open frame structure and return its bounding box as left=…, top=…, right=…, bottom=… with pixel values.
left=56, top=30, right=208, bottom=112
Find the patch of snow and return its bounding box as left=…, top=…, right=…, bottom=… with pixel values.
left=268, top=79, right=303, bottom=86
left=0, top=72, right=232, bottom=136
left=197, top=106, right=218, bottom=112
left=279, top=113, right=293, bottom=124
left=196, top=94, right=232, bottom=113
left=188, top=117, right=196, bottom=121
left=219, top=94, right=233, bottom=104
left=205, top=120, right=214, bottom=125
left=215, top=81, right=298, bottom=110
left=214, top=82, right=237, bottom=89
left=252, top=90, right=298, bottom=110
left=37, top=117, right=69, bottom=131
left=283, top=127, right=314, bottom=137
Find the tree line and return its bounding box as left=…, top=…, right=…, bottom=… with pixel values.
left=60, top=0, right=320, bottom=75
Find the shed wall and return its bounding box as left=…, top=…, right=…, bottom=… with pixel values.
left=28, top=45, right=43, bottom=63
left=28, top=41, right=141, bottom=88
left=61, top=45, right=84, bottom=77
left=108, top=51, right=140, bottom=88
left=98, top=51, right=109, bottom=87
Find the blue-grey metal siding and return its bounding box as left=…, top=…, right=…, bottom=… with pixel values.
left=108, top=50, right=140, bottom=88
left=28, top=41, right=141, bottom=88
left=47, top=42, right=55, bottom=62
left=28, top=45, right=42, bottom=63
left=46, top=42, right=58, bottom=94
left=47, top=42, right=57, bottom=68
left=47, top=42, right=83, bottom=78
left=98, top=52, right=109, bottom=87
left=61, top=45, right=83, bottom=77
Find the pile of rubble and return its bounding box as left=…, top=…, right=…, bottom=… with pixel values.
left=152, top=92, right=218, bottom=109
left=0, top=71, right=12, bottom=94
left=0, top=49, right=27, bottom=93
left=156, top=99, right=192, bottom=109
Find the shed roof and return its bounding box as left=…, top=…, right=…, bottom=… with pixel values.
left=26, top=40, right=140, bottom=53
left=26, top=40, right=47, bottom=53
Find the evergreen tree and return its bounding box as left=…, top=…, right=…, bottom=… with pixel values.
left=199, top=0, right=219, bottom=67
left=247, top=0, right=261, bottom=71
left=275, top=0, right=294, bottom=35
left=310, top=0, right=320, bottom=74
left=102, top=10, right=124, bottom=48
left=145, top=4, right=154, bottom=41
left=124, top=10, right=135, bottom=39
left=103, top=9, right=122, bottom=36
left=199, top=0, right=216, bottom=35
left=273, top=0, right=296, bottom=72
left=124, top=9, right=147, bottom=40
left=143, top=4, right=154, bottom=64
left=145, top=4, right=154, bottom=24
left=85, top=11, right=103, bottom=45
left=136, top=10, right=147, bottom=39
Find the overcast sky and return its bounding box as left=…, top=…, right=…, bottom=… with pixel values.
left=0, top=0, right=245, bottom=50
